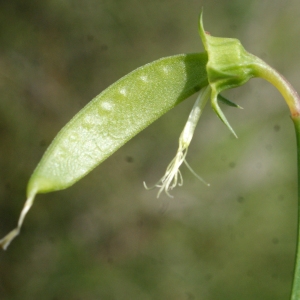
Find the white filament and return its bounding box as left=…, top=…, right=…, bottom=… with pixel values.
left=144, top=86, right=211, bottom=198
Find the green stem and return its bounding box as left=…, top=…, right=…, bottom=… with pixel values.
left=252, top=57, right=300, bottom=117
left=292, top=116, right=300, bottom=300
left=253, top=57, right=300, bottom=299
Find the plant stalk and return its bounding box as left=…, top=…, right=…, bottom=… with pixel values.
left=291, top=116, right=300, bottom=300
left=253, top=57, right=300, bottom=299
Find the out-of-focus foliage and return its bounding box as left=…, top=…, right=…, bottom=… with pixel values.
left=0, top=0, right=299, bottom=299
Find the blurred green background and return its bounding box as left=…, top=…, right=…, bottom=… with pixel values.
left=0, top=0, right=299, bottom=299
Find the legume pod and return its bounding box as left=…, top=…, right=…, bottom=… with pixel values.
left=0, top=52, right=208, bottom=249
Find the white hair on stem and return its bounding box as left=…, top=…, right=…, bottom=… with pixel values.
left=144, top=86, right=211, bottom=198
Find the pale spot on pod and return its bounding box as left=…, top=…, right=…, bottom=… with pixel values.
left=119, top=87, right=127, bottom=96
left=101, top=100, right=115, bottom=111
left=140, top=75, right=149, bottom=82
left=162, top=65, right=171, bottom=74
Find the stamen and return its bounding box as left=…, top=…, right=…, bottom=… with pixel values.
left=145, top=86, right=211, bottom=197
left=184, top=160, right=210, bottom=186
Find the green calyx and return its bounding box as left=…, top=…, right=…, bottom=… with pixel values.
left=199, top=12, right=260, bottom=137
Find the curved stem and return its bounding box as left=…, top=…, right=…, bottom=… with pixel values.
left=252, top=57, right=300, bottom=299
left=252, top=56, right=300, bottom=117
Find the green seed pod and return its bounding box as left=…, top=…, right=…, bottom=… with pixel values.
left=0, top=53, right=208, bottom=249
left=28, top=53, right=208, bottom=195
